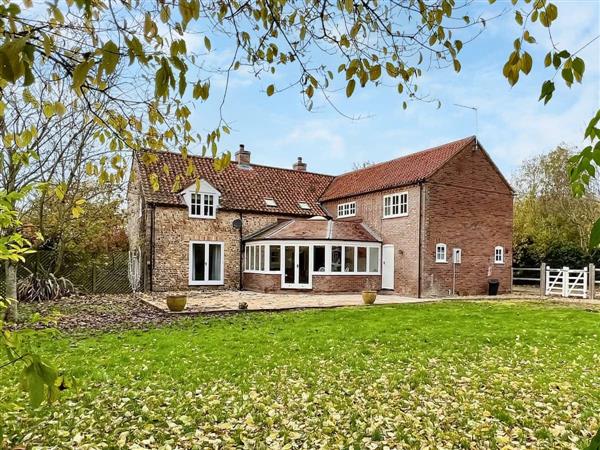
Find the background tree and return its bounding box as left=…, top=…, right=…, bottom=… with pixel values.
left=23, top=182, right=127, bottom=271
left=0, top=72, right=122, bottom=319
left=513, top=146, right=600, bottom=267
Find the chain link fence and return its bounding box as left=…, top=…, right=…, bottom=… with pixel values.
left=0, top=250, right=132, bottom=296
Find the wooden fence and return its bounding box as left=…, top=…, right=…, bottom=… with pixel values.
left=0, top=250, right=132, bottom=297
left=513, top=263, right=598, bottom=299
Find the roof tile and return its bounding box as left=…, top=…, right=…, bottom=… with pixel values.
left=247, top=219, right=380, bottom=242
left=136, top=136, right=477, bottom=214
left=137, top=152, right=334, bottom=216
left=320, top=136, right=475, bottom=201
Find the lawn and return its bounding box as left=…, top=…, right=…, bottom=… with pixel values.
left=2, top=301, right=600, bottom=449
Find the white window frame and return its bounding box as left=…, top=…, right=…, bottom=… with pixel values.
left=182, top=180, right=220, bottom=219
left=435, top=243, right=447, bottom=263
left=244, top=243, right=281, bottom=274
left=190, top=192, right=216, bottom=219
left=337, top=201, right=356, bottom=218
left=494, top=246, right=504, bottom=264
left=188, top=241, right=224, bottom=285
left=383, top=192, right=408, bottom=218
left=243, top=241, right=381, bottom=276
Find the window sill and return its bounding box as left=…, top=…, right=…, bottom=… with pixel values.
left=313, top=272, right=381, bottom=276
left=337, top=214, right=356, bottom=219
left=189, top=215, right=216, bottom=220
left=189, top=281, right=224, bottom=286
left=244, top=270, right=280, bottom=275
left=435, top=260, right=447, bottom=264
left=494, top=262, right=505, bottom=265
left=383, top=214, right=408, bottom=219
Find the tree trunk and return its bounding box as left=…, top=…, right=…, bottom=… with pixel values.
left=4, top=260, right=18, bottom=322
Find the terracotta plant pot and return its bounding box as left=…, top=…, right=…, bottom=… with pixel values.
left=362, top=290, right=377, bottom=305
left=166, top=295, right=187, bottom=312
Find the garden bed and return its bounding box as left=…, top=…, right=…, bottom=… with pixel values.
left=16, top=294, right=178, bottom=332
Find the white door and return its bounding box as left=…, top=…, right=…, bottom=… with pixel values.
left=382, top=244, right=395, bottom=290
left=281, top=245, right=312, bottom=289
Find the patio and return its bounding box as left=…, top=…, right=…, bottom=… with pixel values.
left=142, top=290, right=435, bottom=314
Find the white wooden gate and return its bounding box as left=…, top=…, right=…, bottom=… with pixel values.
left=545, top=266, right=588, bottom=298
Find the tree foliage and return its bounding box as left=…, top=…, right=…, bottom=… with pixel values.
left=0, top=0, right=594, bottom=182
left=0, top=189, right=71, bottom=408
left=513, top=146, right=600, bottom=267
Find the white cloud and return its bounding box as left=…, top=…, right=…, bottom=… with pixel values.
left=278, top=120, right=347, bottom=161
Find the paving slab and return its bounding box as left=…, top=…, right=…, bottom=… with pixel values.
left=142, top=290, right=438, bottom=314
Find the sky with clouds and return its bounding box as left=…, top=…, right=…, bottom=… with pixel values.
left=187, top=1, right=600, bottom=180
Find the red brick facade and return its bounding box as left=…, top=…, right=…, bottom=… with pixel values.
left=244, top=273, right=381, bottom=293
left=321, top=186, right=421, bottom=296
left=422, top=143, right=513, bottom=295
left=321, top=140, right=513, bottom=296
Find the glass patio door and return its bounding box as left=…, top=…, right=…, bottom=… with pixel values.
left=282, top=245, right=311, bottom=289
left=189, top=241, right=224, bottom=285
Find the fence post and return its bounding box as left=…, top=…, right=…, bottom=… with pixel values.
left=589, top=263, right=595, bottom=300
left=562, top=267, right=569, bottom=297
left=540, top=263, right=546, bottom=297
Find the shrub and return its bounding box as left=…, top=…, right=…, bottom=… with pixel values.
left=544, top=243, right=587, bottom=268
left=17, top=269, right=76, bottom=302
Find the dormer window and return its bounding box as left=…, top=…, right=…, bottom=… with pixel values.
left=183, top=179, right=220, bottom=219
left=190, top=193, right=216, bottom=218
left=298, top=202, right=310, bottom=210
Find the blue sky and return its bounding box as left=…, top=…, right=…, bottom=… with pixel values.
left=186, top=2, right=600, bottom=180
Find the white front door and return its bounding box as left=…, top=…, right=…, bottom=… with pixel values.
left=282, top=245, right=312, bottom=289
left=382, top=244, right=395, bottom=290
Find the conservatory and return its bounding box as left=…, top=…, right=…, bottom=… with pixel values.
left=242, top=218, right=382, bottom=292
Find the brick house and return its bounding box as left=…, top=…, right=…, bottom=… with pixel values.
left=127, top=136, right=513, bottom=296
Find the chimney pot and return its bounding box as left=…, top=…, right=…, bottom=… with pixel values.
left=235, top=144, right=251, bottom=165
left=293, top=156, right=307, bottom=171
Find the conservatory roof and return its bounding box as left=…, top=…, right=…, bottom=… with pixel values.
left=245, top=219, right=381, bottom=242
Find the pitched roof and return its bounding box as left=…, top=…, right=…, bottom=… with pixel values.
left=246, top=219, right=380, bottom=242
left=320, top=136, right=475, bottom=201
left=136, top=152, right=334, bottom=216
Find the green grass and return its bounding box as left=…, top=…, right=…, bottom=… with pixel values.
left=2, top=301, right=600, bottom=448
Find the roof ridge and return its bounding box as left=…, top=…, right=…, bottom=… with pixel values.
left=334, top=135, right=475, bottom=178
left=139, top=150, right=335, bottom=178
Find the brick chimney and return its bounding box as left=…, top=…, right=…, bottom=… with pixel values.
left=293, top=156, right=307, bottom=171
left=235, top=144, right=251, bottom=165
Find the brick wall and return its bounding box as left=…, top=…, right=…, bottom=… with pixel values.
left=243, top=273, right=280, bottom=292
left=312, top=274, right=381, bottom=293
left=149, top=206, right=288, bottom=291
left=243, top=273, right=380, bottom=293
left=422, top=142, right=513, bottom=296
left=321, top=186, right=421, bottom=295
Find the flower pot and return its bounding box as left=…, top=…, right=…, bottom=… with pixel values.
left=362, top=290, right=377, bottom=305
left=166, top=295, right=187, bottom=312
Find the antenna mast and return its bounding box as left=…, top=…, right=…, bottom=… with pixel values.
left=454, top=103, right=479, bottom=150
